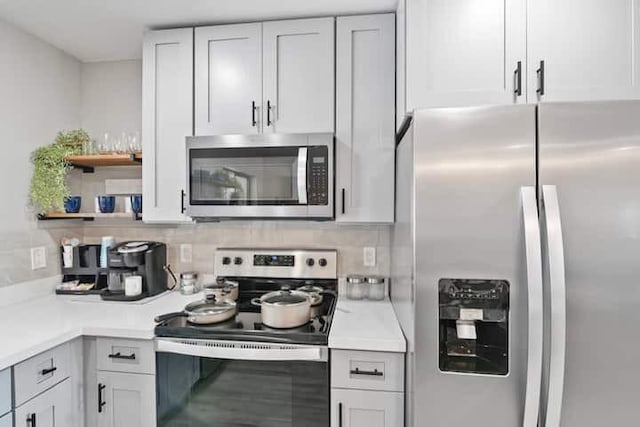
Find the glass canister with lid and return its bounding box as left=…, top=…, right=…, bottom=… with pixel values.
left=366, top=276, right=386, bottom=300
left=179, top=271, right=199, bottom=295
left=346, top=275, right=367, bottom=300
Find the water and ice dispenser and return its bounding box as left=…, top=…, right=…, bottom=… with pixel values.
left=439, top=279, right=510, bottom=375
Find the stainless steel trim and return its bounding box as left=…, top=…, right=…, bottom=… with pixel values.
left=297, top=147, right=308, bottom=204
left=155, top=338, right=328, bottom=362
left=521, top=187, right=543, bottom=427
left=541, top=185, right=566, bottom=427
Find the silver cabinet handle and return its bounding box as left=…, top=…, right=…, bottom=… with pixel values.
left=537, top=60, right=545, bottom=96
left=521, top=187, right=543, bottom=427
left=514, top=61, right=523, bottom=97
left=541, top=185, right=567, bottom=427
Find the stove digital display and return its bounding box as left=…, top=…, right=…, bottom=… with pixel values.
left=253, top=254, right=295, bottom=267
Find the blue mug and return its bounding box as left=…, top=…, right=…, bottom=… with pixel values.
left=130, top=194, right=142, bottom=214
left=64, top=196, right=81, bottom=213
left=97, top=196, right=116, bottom=213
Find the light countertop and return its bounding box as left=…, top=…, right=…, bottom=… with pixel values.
left=328, top=297, right=406, bottom=353
left=0, top=289, right=406, bottom=371
left=0, top=290, right=198, bottom=371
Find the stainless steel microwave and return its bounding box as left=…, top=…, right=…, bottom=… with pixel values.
left=185, top=133, right=334, bottom=219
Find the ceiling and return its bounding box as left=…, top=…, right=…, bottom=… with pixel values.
left=0, top=0, right=397, bottom=62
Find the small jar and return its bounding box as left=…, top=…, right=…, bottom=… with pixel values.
left=179, top=272, right=198, bottom=295
left=346, top=275, right=367, bottom=300
left=366, top=276, right=386, bottom=300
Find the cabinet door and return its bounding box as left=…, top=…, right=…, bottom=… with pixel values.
left=331, top=389, right=404, bottom=427
left=14, top=379, right=72, bottom=427
left=97, top=371, right=156, bottom=427
left=0, top=368, right=10, bottom=417
left=407, top=0, right=527, bottom=108
left=0, top=413, right=11, bottom=427
left=336, top=14, right=395, bottom=223
left=263, top=17, right=335, bottom=133
left=195, top=23, right=262, bottom=135
left=528, top=0, right=640, bottom=102
left=142, top=29, right=193, bottom=223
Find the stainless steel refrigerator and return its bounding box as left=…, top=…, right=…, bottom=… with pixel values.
left=391, top=101, right=640, bottom=427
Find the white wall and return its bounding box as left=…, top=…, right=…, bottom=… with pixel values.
left=0, top=18, right=82, bottom=286
left=80, top=60, right=142, bottom=140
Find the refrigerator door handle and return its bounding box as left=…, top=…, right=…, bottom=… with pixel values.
left=541, top=185, right=567, bottom=427
left=521, top=187, right=544, bottom=427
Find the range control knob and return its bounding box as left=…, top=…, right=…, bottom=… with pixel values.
left=318, top=258, right=328, bottom=267
left=222, top=257, right=231, bottom=265
left=306, top=258, right=315, bottom=267
left=234, top=257, right=243, bottom=265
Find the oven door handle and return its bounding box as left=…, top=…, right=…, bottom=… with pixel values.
left=155, top=339, right=327, bottom=362
left=297, top=147, right=308, bottom=205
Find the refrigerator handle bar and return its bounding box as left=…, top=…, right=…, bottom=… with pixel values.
left=541, top=185, right=567, bottom=427
left=521, top=187, right=544, bottom=427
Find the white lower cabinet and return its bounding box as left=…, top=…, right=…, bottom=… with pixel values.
left=96, top=371, right=156, bottom=427
left=0, top=412, right=11, bottom=427
left=14, top=378, right=72, bottom=427
left=332, top=389, right=404, bottom=427
left=331, top=349, right=405, bottom=427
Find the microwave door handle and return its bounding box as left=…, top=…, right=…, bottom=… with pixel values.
left=297, top=147, right=308, bottom=205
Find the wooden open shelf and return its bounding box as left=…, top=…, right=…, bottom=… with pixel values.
left=65, top=152, right=142, bottom=172
left=38, top=212, right=142, bottom=221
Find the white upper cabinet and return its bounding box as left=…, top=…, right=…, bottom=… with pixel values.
left=195, top=24, right=262, bottom=135
left=407, top=0, right=527, bottom=109
left=528, top=0, right=640, bottom=102
left=142, top=28, right=193, bottom=223
left=336, top=14, right=396, bottom=223
left=263, top=17, right=335, bottom=133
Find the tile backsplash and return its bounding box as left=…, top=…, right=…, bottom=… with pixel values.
left=82, top=221, right=391, bottom=278
left=0, top=226, right=81, bottom=287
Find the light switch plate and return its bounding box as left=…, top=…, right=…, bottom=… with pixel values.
left=31, top=246, right=46, bottom=270
left=180, top=244, right=193, bottom=263
left=363, top=247, right=376, bottom=267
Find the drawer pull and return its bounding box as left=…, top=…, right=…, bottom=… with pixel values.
left=26, top=413, right=36, bottom=427
left=108, top=352, right=136, bottom=360
left=98, top=383, right=106, bottom=413
left=40, top=367, right=57, bottom=376
left=350, top=368, right=384, bottom=377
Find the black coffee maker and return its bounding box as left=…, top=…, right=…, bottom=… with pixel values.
left=102, top=241, right=170, bottom=301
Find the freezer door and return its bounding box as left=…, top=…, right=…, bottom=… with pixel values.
left=538, top=101, right=640, bottom=427
left=413, top=105, right=538, bottom=427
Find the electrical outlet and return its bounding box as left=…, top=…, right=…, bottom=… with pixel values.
left=180, top=244, right=193, bottom=263
left=363, top=247, right=376, bottom=267
left=31, top=246, right=47, bottom=270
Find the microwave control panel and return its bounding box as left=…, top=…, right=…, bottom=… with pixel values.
left=307, top=146, right=329, bottom=206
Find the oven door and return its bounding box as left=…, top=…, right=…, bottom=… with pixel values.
left=185, top=133, right=334, bottom=219
left=155, top=338, right=329, bottom=427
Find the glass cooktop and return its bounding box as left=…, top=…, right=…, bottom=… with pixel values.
left=154, top=278, right=337, bottom=346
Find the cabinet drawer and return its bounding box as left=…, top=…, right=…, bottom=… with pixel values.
left=331, top=350, right=404, bottom=392
left=0, top=368, right=10, bottom=416
left=14, top=342, right=71, bottom=406
left=97, top=338, right=155, bottom=374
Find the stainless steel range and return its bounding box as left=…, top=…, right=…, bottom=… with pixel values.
left=155, top=248, right=337, bottom=427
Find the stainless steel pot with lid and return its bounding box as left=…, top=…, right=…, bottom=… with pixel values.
left=296, top=284, right=324, bottom=318
left=251, top=289, right=311, bottom=329
left=203, top=277, right=239, bottom=301
left=154, top=294, right=237, bottom=324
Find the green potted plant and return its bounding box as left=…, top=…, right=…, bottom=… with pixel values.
left=30, top=129, right=90, bottom=213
